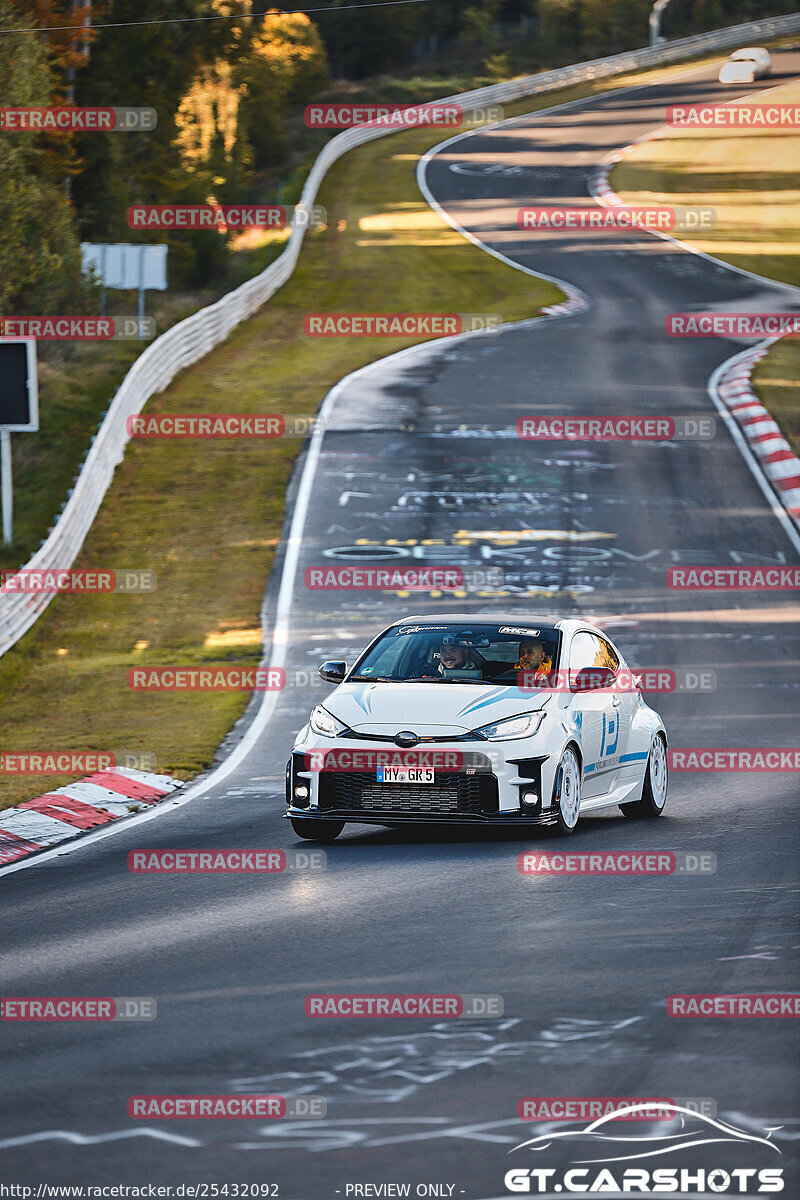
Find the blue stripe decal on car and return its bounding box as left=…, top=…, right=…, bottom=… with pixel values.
left=619, top=751, right=649, bottom=763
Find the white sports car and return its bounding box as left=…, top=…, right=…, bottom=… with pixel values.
left=718, top=47, right=771, bottom=83
left=285, top=615, right=668, bottom=841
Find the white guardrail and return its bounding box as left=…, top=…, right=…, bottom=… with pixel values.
left=2, top=12, right=799, bottom=657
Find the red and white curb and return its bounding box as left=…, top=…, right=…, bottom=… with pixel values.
left=541, top=292, right=587, bottom=317
left=715, top=340, right=800, bottom=527
left=0, top=768, right=184, bottom=866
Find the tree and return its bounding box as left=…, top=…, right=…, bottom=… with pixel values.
left=0, top=0, right=90, bottom=314
left=235, top=10, right=329, bottom=167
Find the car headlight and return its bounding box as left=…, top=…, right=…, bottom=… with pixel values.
left=474, top=712, right=545, bottom=741
left=309, top=705, right=345, bottom=737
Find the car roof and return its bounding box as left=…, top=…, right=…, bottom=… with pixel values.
left=388, top=614, right=603, bottom=637
left=730, top=46, right=766, bottom=57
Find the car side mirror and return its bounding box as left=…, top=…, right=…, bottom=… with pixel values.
left=571, top=666, right=615, bottom=693
left=319, top=660, right=347, bottom=684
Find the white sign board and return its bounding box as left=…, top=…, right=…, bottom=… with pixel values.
left=81, top=243, right=168, bottom=291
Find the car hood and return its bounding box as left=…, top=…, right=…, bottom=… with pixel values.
left=324, top=681, right=552, bottom=737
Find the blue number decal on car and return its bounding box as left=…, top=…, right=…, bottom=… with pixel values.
left=600, top=711, right=619, bottom=757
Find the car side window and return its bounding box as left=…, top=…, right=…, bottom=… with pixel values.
left=595, top=636, right=619, bottom=672
left=569, top=632, right=619, bottom=673
left=569, top=632, right=599, bottom=673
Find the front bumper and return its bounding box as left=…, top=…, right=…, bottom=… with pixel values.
left=285, top=741, right=557, bottom=827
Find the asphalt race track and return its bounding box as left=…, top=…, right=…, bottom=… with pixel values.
left=2, top=50, right=800, bottom=1197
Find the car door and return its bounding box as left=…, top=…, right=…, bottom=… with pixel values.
left=565, top=631, right=620, bottom=799
left=603, top=638, right=639, bottom=771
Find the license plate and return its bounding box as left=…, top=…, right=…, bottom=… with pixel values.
left=376, top=767, right=434, bottom=784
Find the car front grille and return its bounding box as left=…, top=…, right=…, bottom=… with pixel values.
left=317, top=772, right=499, bottom=817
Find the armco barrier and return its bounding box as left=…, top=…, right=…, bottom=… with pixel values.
left=2, top=13, right=799, bottom=657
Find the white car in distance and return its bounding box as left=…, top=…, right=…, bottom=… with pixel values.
left=718, top=47, right=771, bottom=83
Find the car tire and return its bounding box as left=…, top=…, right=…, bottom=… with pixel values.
left=552, top=746, right=581, bottom=835
left=620, top=734, right=668, bottom=819
left=290, top=817, right=344, bottom=842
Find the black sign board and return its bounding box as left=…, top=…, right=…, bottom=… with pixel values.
left=0, top=339, right=38, bottom=431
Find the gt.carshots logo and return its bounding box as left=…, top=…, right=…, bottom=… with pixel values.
left=505, top=1103, right=784, bottom=1193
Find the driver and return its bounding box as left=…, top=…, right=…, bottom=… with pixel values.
left=515, top=637, right=552, bottom=686
left=437, top=635, right=483, bottom=678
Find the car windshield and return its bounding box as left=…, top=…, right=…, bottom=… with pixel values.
left=349, top=622, right=562, bottom=685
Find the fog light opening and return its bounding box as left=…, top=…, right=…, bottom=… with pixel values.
left=521, top=789, right=539, bottom=808
left=294, top=785, right=309, bottom=800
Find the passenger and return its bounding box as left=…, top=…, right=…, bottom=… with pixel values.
left=515, top=637, right=553, bottom=686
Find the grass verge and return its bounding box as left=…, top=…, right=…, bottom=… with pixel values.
left=751, top=340, right=800, bottom=457
left=0, top=106, right=564, bottom=811
left=610, top=79, right=800, bottom=286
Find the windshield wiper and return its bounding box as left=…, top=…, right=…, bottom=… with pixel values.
left=349, top=675, right=400, bottom=682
